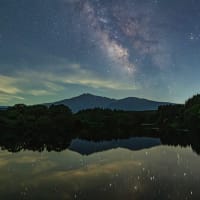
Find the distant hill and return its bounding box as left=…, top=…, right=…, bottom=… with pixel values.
left=109, top=97, right=171, bottom=111
left=46, top=93, right=173, bottom=112
left=0, top=106, right=8, bottom=110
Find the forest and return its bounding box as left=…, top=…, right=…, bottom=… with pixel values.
left=0, top=94, right=200, bottom=149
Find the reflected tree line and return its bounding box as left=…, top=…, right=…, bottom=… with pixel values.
left=0, top=94, right=200, bottom=154
left=160, top=133, right=200, bottom=155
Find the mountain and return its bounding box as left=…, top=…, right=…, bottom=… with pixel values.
left=46, top=93, right=173, bottom=112
left=109, top=97, right=171, bottom=111
left=46, top=93, right=116, bottom=112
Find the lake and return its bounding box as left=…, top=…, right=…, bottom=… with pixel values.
left=0, top=136, right=199, bottom=199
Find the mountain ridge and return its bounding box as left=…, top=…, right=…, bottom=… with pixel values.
left=46, top=93, right=174, bottom=112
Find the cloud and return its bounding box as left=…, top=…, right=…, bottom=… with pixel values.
left=0, top=75, right=25, bottom=104
left=17, top=63, right=137, bottom=91
left=61, top=75, right=136, bottom=90
left=0, top=75, right=22, bottom=95
left=0, top=94, right=24, bottom=103
left=0, top=56, right=138, bottom=104
left=29, top=90, right=54, bottom=96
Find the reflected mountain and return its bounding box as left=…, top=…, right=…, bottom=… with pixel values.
left=69, top=137, right=161, bottom=155
left=1, top=130, right=200, bottom=155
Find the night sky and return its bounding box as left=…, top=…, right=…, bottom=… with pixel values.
left=1, top=0, right=200, bottom=105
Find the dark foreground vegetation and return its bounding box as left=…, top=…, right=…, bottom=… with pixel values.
left=0, top=94, right=199, bottom=153
left=158, top=94, right=200, bottom=131
left=0, top=104, right=157, bottom=139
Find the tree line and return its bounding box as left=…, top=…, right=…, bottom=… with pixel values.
left=158, top=94, right=200, bottom=131
left=0, top=94, right=199, bottom=143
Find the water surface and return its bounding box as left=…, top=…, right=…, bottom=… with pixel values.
left=0, top=137, right=199, bottom=199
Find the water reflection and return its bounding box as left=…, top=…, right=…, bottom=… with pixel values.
left=1, top=131, right=200, bottom=155
left=0, top=144, right=199, bottom=199
left=69, top=137, right=161, bottom=155
left=0, top=134, right=200, bottom=199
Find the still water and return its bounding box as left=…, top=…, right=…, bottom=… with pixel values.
left=0, top=137, right=199, bottom=199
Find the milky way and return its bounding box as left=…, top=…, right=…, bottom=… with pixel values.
left=0, top=0, right=200, bottom=105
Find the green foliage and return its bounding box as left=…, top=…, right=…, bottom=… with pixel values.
left=185, top=94, right=200, bottom=108
left=0, top=104, right=73, bottom=134
left=49, top=104, right=72, bottom=116
left=184, top=104, right=200, bottom=130
left=1, top=94, right=200, bottom=141
left=158, top=94, right=200, bottom=131
left=157, top=104, right=184, bottom=128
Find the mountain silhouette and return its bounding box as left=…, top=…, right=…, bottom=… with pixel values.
left=46, top=93, right=173, bottom=112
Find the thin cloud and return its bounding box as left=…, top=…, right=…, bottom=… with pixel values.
left=0, top=75, right=22, bottom=95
